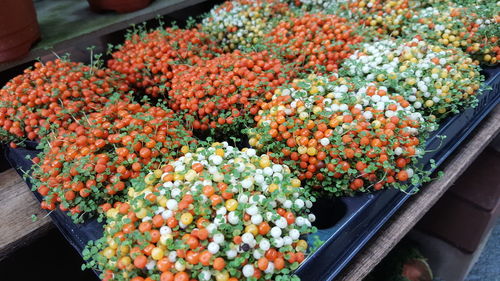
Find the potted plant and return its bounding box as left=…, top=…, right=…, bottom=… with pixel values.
left=0, top=0, right=40, bottom=62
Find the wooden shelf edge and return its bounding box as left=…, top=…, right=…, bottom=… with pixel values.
left=0, top=169, right=53, bottom=260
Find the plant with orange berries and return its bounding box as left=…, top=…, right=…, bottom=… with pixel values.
left=108, top=26, right=221, bottom=97
left=168, top=50, right=293, bottom=137
left=0, top=59, right=132, bottom=146
left=30, top=101, right=194, bottom=222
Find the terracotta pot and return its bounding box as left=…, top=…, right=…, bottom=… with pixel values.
left=87, top=0, right=152, bottom=13
left=0, top=0, right=40, bottom=63
left=402, top=259, right=433, bottom=281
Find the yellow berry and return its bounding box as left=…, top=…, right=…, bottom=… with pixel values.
left=215, top=271, right=230, bottom=281
left=102, top=247, right=116, bottom=259
left=406, top=78, right=416, bottom=86
left=180, top=212, right=193, bottom=225
left=151, top=247, right=164, bottom=260
left=145, top=173, right=156, bottom=185
left=245, top=224, right=259, bottom=236
left=299, top=111, right=309, bottom=120
left=106, top=208, right=118, bottom=219
left=296, top=240, right=308, bottom=252
left=268, top=183, right=279, bottom=193
left=213, top=172, right=224, bottom=182
left=297, top=146, right=307, bottom=155
left=259, top=158, right=271, bottom=168
left=249, top=137, right=258, bottom=147
left=159, top=234, right=173, bottom=246
left=307, top=146, right=317, bottom=156
left=119, top=245, right=130, bottom=255
left=215, top=148, right=225, bottom=157
left=291, top=178, right=301, bottom=188
left=136, top=208, right=148, bottom=219
left=107, top=237, right=118, bottom=249
left=175, top=260, right=186, bottom=272
left=158, top=196, right=167, bottom=207
left=184, top=169, right=197, bottom=182
left=154, top=169, right=163, bottom=178
left=119, top=256, right=132, bottom=266
left=174, top=173, right=184, bottom=181
left=312, top=106, right=322, bottom=114
left=225, top=199, right=238, bottom=211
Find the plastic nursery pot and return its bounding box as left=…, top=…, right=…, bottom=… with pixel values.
left=87, top=0, right=152, bottom=13
left=0, top=0, right=40, bottom=63
left=310, top=197, right=347, bottom=230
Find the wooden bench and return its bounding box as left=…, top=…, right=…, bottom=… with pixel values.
left=1, top=0, right=499, bottom=276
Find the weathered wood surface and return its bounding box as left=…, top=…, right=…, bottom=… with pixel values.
left=0, top=169, right=52, bottom=260
left=337, top=104, right=500, bottom=281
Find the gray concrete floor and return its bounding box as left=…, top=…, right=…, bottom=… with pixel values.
left=465, top=219, right=500, bottom=281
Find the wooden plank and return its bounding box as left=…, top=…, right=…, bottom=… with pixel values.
left=0, top=0, right=208, bottom=72
left=0, top=169, right=52, bottom=260
left=337, top=104, right=500, bottom=281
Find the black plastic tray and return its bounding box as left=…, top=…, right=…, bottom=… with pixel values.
left=4, top=66, right=500, bottom=281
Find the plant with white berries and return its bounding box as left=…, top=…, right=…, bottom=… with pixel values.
left=292, top=0, right=348, bottom=14
left=201, top=0, right=291, bottom=52
left=342, top=38, right=484, bottom=121
left=403, top=4, right=500, bottom=65
left=83, top=142, right=316, bottom=281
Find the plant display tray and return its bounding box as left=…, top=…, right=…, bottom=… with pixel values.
left=4, top=66, right=499, bottom=281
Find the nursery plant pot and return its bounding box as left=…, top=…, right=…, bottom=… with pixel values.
left=402, top=259, right=433, bottom=281
left=87, top=0, right=152, bottom=13
left=0, top=0, right=40, bottom=63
